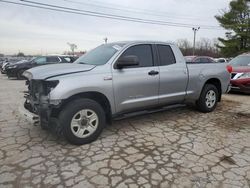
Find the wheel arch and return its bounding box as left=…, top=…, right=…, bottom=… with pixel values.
left=203, top=78, right=222, bottom=101
left=51, top=91, right=112, bottom=123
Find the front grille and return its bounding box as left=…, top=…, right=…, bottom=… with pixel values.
left=27, top=80, right=45, bottom=102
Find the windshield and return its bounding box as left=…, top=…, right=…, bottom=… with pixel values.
left=229, top=55, right=250, bottom=66
left=75, top=44, right=124, bottom=65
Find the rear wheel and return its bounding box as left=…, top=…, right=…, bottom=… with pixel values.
left=196, top=84, right=219, bottom=113
left=58, top=98, right=106, bottom=145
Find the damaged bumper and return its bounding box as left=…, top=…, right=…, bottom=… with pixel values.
left=24, top=97, right=61, bottom=129
left=24, top=79, right=61, bottom=129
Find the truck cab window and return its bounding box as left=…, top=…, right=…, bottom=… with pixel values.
left=157, top=45, right=176, bottom=66
left=120, top=44, right=153, bottom=68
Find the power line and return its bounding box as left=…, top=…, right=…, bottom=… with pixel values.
left=21, top=0, right=224, bottom=30
left=1, top=0, right=224, bottom=30
left=21, top=0, right=222, bottom=29
left=0, top=0, right=198, bottom=28
left=62, top=0, right=213, bottom=22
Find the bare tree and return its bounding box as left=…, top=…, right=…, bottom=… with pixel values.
left=176, top=38, right=222, bottom=57
left=67, top=43, right=77, bottom=55
left=176, top=39, right=192, bottom=55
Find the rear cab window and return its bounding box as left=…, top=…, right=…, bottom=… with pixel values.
left=157, top=45, right=176, bottom=66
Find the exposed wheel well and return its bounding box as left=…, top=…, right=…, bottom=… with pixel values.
left=51, top=92, right=112, bottom=123
left=204, top=78, right=222, bottom=101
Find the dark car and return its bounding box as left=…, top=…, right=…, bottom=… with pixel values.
left=185, top=56, right=216, bottom=63
left=5, top=55, right=75, bottom=79
left=230, top=53, right=250, bottom=93
left=1, top=59, right=19, bottom=74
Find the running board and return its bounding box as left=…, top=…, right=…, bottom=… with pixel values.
left=113, top=104, right=186, bottom=120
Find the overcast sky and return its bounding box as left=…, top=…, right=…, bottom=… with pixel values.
left=0, top=0, right=231, bottom=55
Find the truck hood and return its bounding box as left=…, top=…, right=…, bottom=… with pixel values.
left=23, top=63, right=95, bottom=80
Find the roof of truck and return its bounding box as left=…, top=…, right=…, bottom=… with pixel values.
left=109, top=41, right=174, bottom=45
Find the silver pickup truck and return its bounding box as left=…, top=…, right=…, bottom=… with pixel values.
left=23, top=41, right=231, bottom=145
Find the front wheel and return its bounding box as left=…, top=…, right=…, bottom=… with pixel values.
left=58, top=98, right=106, bottom=145
left=196, top=84, right=219, bottom=113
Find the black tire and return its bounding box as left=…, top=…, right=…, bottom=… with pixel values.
left=196, top=84, right=219, bottom=113
left=58, top=98, right=106, bottom=145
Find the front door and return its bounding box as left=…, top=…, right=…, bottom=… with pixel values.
left=112, top=44, right=159, bottom=113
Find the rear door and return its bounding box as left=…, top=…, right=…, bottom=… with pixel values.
left=112, top=44, right=159, bottom=113
left=157, top=44, right=188, bottom=104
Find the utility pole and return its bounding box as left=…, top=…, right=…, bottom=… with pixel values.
left=192, top=27, right=200, bottom=56
left=104, top=37, right=108, bottom=44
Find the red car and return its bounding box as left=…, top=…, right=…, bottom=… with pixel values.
left=185, top=56, right=216, bottom=63
left=230, top=53, right=250, bottom=94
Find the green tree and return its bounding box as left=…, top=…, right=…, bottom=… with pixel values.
left=215, top=0, right=250, bottom=57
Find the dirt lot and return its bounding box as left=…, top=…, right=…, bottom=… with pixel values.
left=0, top=74, right=250, bottom=188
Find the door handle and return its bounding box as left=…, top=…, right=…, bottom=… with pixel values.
left=148, top=70, right=159, bottom=76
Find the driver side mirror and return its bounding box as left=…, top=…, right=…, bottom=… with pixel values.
left=116, top=55, right=139, bottom=69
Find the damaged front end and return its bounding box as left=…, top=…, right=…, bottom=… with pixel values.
left=24, top=78, right=61, bottom=129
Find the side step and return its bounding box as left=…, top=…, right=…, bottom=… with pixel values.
left=113, top=104, right=186, bottom=120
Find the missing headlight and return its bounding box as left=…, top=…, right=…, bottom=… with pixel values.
left=43, top=80, right=59, bottom=95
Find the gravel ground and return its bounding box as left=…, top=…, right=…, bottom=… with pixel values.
left=0, top=73, right=250, bottom=188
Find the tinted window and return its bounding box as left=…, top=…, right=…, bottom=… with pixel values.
left=194, top=58, right=201, bottom=63
left=120, top=44, right=153, bottom=68
left=207, top=58, right=215, bottom=63
left=34, top=57, right=46, bottom=64
left=157, top=45, right=176, bottom=66
left=195, top=58, right=212, bottom=63
left=47, top=56, right=60, bottom=63
left=200, top=58, right=208, bottom=63
left=218, top=58, right=226, bottom=63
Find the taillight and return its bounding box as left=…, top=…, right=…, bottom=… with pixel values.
left=226, top=65, right=233, bottom=73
